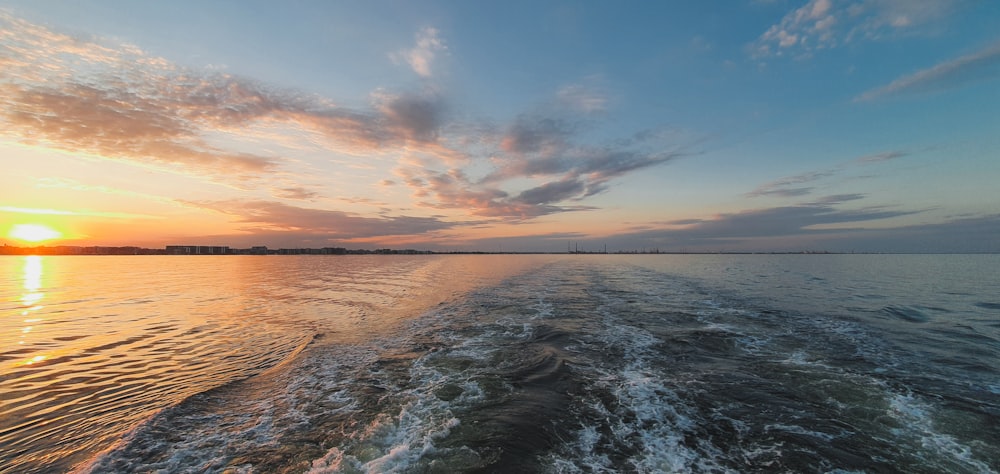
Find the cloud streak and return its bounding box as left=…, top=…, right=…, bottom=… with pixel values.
left=606, top=199, right=925, bottom=252
left=183, top=200, right=459, bottom=240
left=746, top=170, right=835, bottom=198
left=854, top=41, right=1000, bottom=102
left=0, top=206, right=160, bottom=220
left=746, top=149, right=908, bottom=199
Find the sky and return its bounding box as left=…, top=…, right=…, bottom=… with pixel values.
left=1, top=0, right=998, bottom=253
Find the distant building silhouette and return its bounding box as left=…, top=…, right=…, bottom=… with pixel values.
left=166, top=245, right=230, bottom=255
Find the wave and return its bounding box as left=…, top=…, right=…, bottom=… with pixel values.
left=73, top=332, right=323, bottom=473
left=881, top=304, right=932, bottom=323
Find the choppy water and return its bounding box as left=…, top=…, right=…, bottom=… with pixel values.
left=2, top=254, right=998, bottom=473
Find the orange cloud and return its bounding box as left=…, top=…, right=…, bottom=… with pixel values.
left=182, top=199, right=463, bottom=239
left=1, top=13, right=685, bottom=232
left=0, top=14, right=466, bottom=190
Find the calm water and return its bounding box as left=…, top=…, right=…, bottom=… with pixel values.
left=1, top=255, right=997, bottom=473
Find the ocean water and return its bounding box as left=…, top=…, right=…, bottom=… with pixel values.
left=1, top=254, right=997, bottom=473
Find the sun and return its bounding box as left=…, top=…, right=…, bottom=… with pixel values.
left=9, top=224, right=63, bottom=243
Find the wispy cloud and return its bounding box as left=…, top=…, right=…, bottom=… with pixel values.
left=499, top=115, right=576, bottom=156
left=607, top=199, right=924, bottom=251
left=855, top=150, right=908, bottom=163
left=35, top=177, right=175, bottom=204
left=272, top=187, right=318, bottom=201
left=672, top=203, right=917, bottom=237
left=808, top=193, right=867, bottom=205
left=0, top=14, right=465, bottom=191
left=383, top=82, right=688, bottom=221
left=183, top=200, right=459, bottom=239
left=0, top=206, right=160, bottom=220
left=556, top=83, right=608, bottom=114
left=746, top=170, right=836, bottom=197
left=746, top=149, right=909, bottom=198
left=391, top=27, right=447, bottom=78
left=488, top=114, right=684, bottom=184
left=854, top=41, right=1000, bottom=101
left=752, top=0, right=960, bottom=58
left=373, top=88, right=448, bottom=142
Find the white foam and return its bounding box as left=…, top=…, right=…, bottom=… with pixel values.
left=543, top=301, right=736, bottom=473
left=887, top=392, right=994, bottom=472
left=530, top=296, right=554, bottom=319
left=307, top=324, right=514, bottom=473
left=308, top=395, right=463, bottom=473
left=780, top=350, right=827, bottom=367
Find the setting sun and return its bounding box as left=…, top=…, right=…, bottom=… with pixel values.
left=9, top=224, right=63, bottom=243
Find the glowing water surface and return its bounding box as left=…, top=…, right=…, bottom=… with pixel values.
left=2, top=254, right=998, bottom=473
left=0, top=255, right=548, bottom=473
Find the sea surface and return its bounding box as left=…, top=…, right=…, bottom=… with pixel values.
left=1, top=254, right=998, bottom=473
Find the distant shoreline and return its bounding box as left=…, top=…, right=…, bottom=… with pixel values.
left=2, top=244, right=987, bottom=256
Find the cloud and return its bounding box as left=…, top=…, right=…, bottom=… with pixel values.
left=184, top=200, right=458, bottom=239
left=681, top=204, right=914, bottom=238
left=589, top=208, right=999, bottom=253
left=489, top=114, right=683, bottom=185
left=556, top=83, right=608, bottom=113
left=747, top=149, right=909, bottom=199
left=855, top=150, right=908, bottom=162
left=835, top=213, right=1000, bottom=253
left=375, top=89, right=447, bottom=142
left=752, top=0, right=961, bottom=58
left=746, top=170, right=835, bottom=197
left=606, top=199, right=924, bottom=251
left=808, top=193, right=867, bottom=204
left=3, top=81, right=281, bottom=178
left=383, top=84, right=687, bottom=221
left=752, top=0, right=839, bottom=56
left=851, top=0, right=957, bottom=33
left=473, top=144, right=681, bottom=217
left=397, top=166, right=597, bottom=220
left=35, top=177, right=175, bottom=204
left=273, top=187, right=318, bottom=200
left=854, top=42, right=1000, bottom=102
left=0, top=206, right=159, bottom=220
left=392, top=27, right=447, bottom=78
left=0, top=14, right=468, bottom=186
left=416, top=143, right=680, bottom=219
left=500, top=115, right=575, bottom=155
left=515, top=178, right=587, bottom=205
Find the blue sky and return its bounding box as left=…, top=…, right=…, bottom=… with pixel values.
left=1, top=0, right=998, bottom=252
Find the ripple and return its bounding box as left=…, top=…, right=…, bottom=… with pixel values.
left=881, top=305, right=931, bottom=323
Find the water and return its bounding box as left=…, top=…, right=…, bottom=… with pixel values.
left=1, top=254, right=998, bottom=473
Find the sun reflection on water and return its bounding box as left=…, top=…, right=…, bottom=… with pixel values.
left=22, top=255, right=44, bottom=307
left=18, top=255, right=46, bottom=360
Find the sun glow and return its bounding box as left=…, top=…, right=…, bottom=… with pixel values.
left=9, top=224, right=63, bottom=243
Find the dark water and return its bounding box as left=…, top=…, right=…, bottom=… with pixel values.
left=2, top=255, right=998, bottom=473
